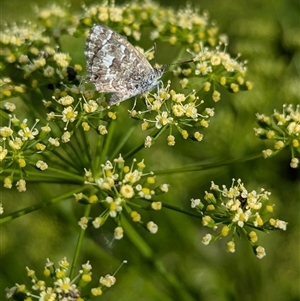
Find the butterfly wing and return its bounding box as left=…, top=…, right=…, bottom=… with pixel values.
left=85, top=24, right=155, bottom=97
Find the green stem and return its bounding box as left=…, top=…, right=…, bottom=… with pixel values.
left=0, top=167, right=84, bottom=183
left=121, top=216, right=153, bottom=258
left=45, top=148, right=80, bottom=172
left=124, top=127, right=167, bottom=159
left=0, top=186, right=85, bottom=224
left=70, top=204, right=91, bottom=279
left=110, top=125, right=136, bottom=159
left=154, top=153, right=263, bottom=175
left=153, top=199, right=202, bottom=218
left=121, top=217, right=197, bottom=301
left=94, top=119, right=117, bottom=175
left=45, top=167, right=84, bottom=181
left=78, top=124, right=93, bottom=167
left=123, top=141, right=146, bottom=160
left=66, top=129, right=91, bottom=169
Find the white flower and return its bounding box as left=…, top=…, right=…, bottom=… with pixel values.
left=48, top=137, right=60, bottom=147
left=36, top=160, right=48, bottom=170
left=120, top=184, right=134, bottom=198
left=114, top=226, right=124, bottom=239
left=98, top=125, right=108, bottom=135
left=83, top=100, right=98, bottom=112
left=62, top=106, right=78, bottom=123
left=78, top=217, right=88, bottom=230
left=54, top=277, right=77, bottom=294
left=0, top=126, right=13, bottom=138
left=0, top=147, right=8, bottom=161
left=147, top=221, right=158, bottom=233
left=290, top=158, right=299, bottom=168
left=105, top=197, right=122, bottom=217
left=227, top=241, right=235, bottom=253
left=61, top=131, right=71, bottom=143
left=255, top=246, right=266, bottom=259
left=191, top=198, right=201, bottom=208
left=144, top=136, right=152, bottom=148
left=202, top=233, right=212, bottom=245
left=57, top=95, right=74, bottom=106
left=18, top=127, right=39, bottom=141
left=39, top=287, right=57, bottom=301
left=270, top=218, right=288, bottom=231
left=16, top=179, right=26, bottom=192
left=99, top=274, right=116, bottom=287
left=4, top=102, right=16, bottom=112
left=155, top=111, right=173, bottom=129
left=160, top=184, right=169, bottom=193
left=9, top=137, right=23, bottom=150
left=92, top=217, right=104, bottom=229
left=124, top=170, right=141, bottom=184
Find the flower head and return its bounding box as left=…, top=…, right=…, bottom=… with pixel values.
left=6, top=257, right=117, bottom=300
left=77, top=155, right=168, bottom=239
left=255, top=104, right=300, bottom=168
left=192, top=178, right=287, bottom=257
left=132, top=81, right=214, bottom=145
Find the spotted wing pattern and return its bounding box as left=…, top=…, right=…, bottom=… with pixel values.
left=85, top=24, right=164, bottom=105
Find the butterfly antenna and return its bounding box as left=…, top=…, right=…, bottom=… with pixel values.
left=152, top=42, right=193, bottom=69
left=165, top=59, right=194, bottom=67
left=153, top=42, right=158, bottom=67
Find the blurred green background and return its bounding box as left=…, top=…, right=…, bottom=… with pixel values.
left=1, top=0, right=299, bottom=300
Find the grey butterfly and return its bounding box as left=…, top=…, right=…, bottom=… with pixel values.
left=85, top=24, right=165, bottom=106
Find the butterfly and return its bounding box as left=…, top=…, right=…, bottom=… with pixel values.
left=85, top=24, right=165, bottom=106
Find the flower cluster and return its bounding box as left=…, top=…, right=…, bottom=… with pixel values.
left=0, top=111, right=56, bottom=192
left=0, top=96, right=118, bottom=193
left=35, top=3, right=77, bottom=37
left=173, top=44, right=253, bottom=102
left=0, top=19, right=82, bottom=101
left=79, top=1, right=220, bottom=47
left=76, top=155, right=168, bottom=239
left=191, top=179, right=287, bottom=258
left=6, top=257, right=116, bottom=301
left=254, top=104, right=300, bottom=168
left=129, top=80, right=214, bottom=146
left=46, top=93, right=116, bottom=137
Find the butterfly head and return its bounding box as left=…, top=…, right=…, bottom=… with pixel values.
left=154, top=65, right=166, bottom=79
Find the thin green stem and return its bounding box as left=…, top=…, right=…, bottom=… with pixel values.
left=45, top=148, right=80, bottom=172
left=121, top=217, right=197, bottom=301
left=45, top=167, right=83, bottom=181
left=94, top=120, right=117, bottom=176
left=110, top=125, right=136, bottom=159
left=154, top=153, right=263, bottom=175
left=123, top=141, right=146, bottom=160
left=66, top=129, right=92, bottom=169
left=78, top=124, right=93, bottom=167
left=21, top=91, right=50, bottom=123
left=0, top=186, right=85, bottom=224
left=121, top=216, right=153, bottom=258
left=146, top=199, right=202, bottom=218
left=0, top=167, right=84, bottom=183
left=124, top=127, right=168, bottom=159
left=70, top=204, right=91, bottom=279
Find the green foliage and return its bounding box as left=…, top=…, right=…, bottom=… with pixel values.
left=0, top=1, right=299, bottom=301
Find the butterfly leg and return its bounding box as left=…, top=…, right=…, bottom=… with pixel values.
left=156, top=80, right=164, bottom=98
